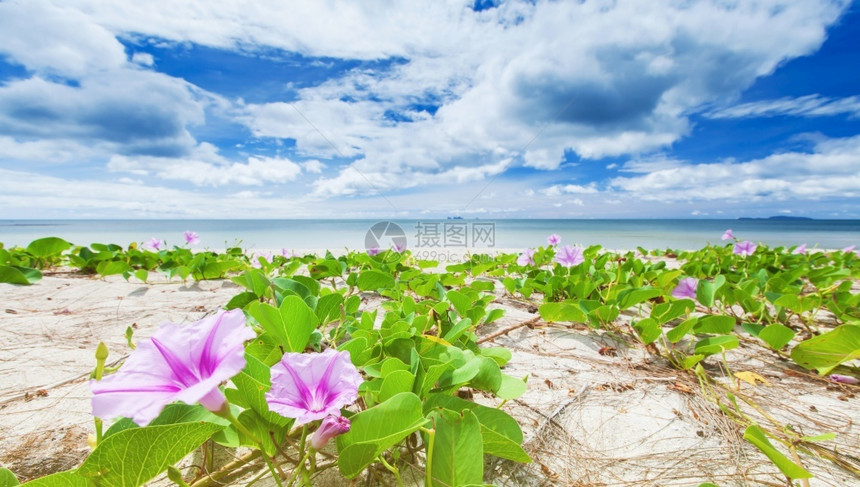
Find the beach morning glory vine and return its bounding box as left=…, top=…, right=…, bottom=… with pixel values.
left=555, top=245, right=585, bottom=267
left=90, top=309, right=254, bottom=426
left=517, top=248, right=536, bottom=266
left=266, top=348, right=363, bottom=426
left=672, top=278, right=698, bottom=300
left=184, top=230, right=200, bottom=245
left=733, top=240, right=757, bottom=256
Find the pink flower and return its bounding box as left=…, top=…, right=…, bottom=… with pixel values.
left=144, top=238, right=164, bottom=251
left=90, top=310, right=254, bottom=426
left=251, top=251, right=273, bottom=268
left=721, top=229, right=734, bottom=241
left=392, top=241, right=406, bottom=253
left=733, top=240, right=757, bottom=256
left=266, top=349, right=363, bottom=426
left=184, top=231, right=200, bottom=245
left=672, top=278, right=698, bottom=300
left=829, top=374, right=859, bottom=385
left=547, top=234, right=561, bottom=246
left=310, top=415, right=351, bottom=450
left=517, top=248, right=535, bottom=266
left=367, top=247, right=381, bottom=256
left=555, top=245, right=585, bottom=267
left=843, top=245, right=859, bottom=257
left=792, top=244, right=807, bottom=255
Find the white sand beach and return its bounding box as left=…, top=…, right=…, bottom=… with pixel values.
left=1, top=252, right=858, bottom=486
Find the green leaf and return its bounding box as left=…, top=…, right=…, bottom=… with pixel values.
left=446, top=290, right=473, bottom=318
left=225, top=291, right=258, bottom=310
left=424, top=409, right=483, bottom=486
left=358, top=270, right=395, bottom=291
left=790, top=325, right=860, bottom=375
left=78, top=422, right=224, bottom=486
left=758, top=323, right=795, bottom=350
left=26, top=237, right=71, bottom=258
left=617, top=287, right=662, bottom=310
left=650, top=299, right=694, bottom=325
left=337, top=392, right=428, bottom=478
left=632, top=317, right=661, bottom=345
left=694, top=335, right=739, bottom=356
left=666, top=317, right=698, bottom=343
left=696, top=275, right=725, bottom=308
left=133, top=269, right=148, bottom=283
left=378, top=370, right=416, bottom=403
left=443, top=318, right=474, bottom=343
left=19, top=471, right=87, bottom=487
left=226, top=354, right=293, bottom=428
left=743, top=425, right=812, bottom=479
left=0, top=468, right=19, bottom=487
left=495, top=374, right=527, bottom=400
left=248, top=295, right=319, bottom=353
left=693, top=315, right=735, bottom=335
left=0, top=265, right=41, bottom=285
left=97, top=261, right=129, bottom=276
left=539, top=302, right=586, bottom=323
left=424, top=394, right=529, bottom=463
left=315, top=293, right=343, bottom=324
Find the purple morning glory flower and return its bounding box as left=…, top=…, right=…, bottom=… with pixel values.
left=90, top=309, right=255, bottom=426
left=144, top=237, right=164, bottom=251
left=184, top=231, right=200, bottom=245
left=672, top=278, right=698, bottom=300
left=251, top=251, right=273, bottom=268
left=547, top=234, right=561, bottom=246
left=266, top=349, right=363, bottom=426
left=517, top=248, right=535, bottom=266
left=367, top=247, right=380, bottom=256
left=843, top=245, right=859, bottom=257
left=555, top=245, right=585, bottom=267
left=392, top=241, right=406, bottom=253
left=829, top=374, right=859, bottom=385
left=721, top=229, right=734, bottom=241
left=310, top=415, right=351, bottom=450
left=792, top=243, right=807, bottom=255
left=733, top=240, right=757, bottom=256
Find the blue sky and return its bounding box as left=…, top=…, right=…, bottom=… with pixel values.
left=0, top=0, right=859, bottom=219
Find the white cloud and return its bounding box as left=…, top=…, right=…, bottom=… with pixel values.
left=131, top=52, right=155, bottom=66
left=300, top=160, right=325, bottom=173
left=542, top=183, right=600, bottom=196
left=706, top=94, right=860, bottom=119
left=108, top=147, right=304, bottom=187
left=610, top=135, right=860, bottom=201
left=0, top=0, right=127, bottom=78
left=0, top=0, right=856, bottom=217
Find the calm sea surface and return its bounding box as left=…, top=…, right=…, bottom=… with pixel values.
left=1, top=219, right=858, bottom=251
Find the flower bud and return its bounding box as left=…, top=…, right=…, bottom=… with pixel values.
left=310, top=415, right=350, bottom=450
left=829, top=374, right=859, bottom=385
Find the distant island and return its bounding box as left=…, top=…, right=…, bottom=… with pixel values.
left=738, top=216, right=813, bottom=221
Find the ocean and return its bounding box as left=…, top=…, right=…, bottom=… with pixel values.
left=1, top=219, right=858, bottom=252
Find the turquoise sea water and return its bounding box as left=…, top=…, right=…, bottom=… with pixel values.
left=1, top=219, right=858, bottom=251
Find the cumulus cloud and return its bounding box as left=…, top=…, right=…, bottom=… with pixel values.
left=229, top=0, right=849, bottom=191
left=0, top=0, right=856, bottom=217
left=107, top=144, right=304, bottom=186
left=542, top=183, right=600, bottom=196
left=610, top=135, right=860, bottom=201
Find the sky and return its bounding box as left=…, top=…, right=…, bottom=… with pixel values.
left=0, top=0, right=859, bottom=220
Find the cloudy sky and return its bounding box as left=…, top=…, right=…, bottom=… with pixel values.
left=1, top=0, right=859, bottom=219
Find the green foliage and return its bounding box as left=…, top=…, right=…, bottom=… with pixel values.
left=336, top=392, right=428, bottom=478
left=0, top=468, right=18, bottom=487
left=743, top=425, right=812, bottom=479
